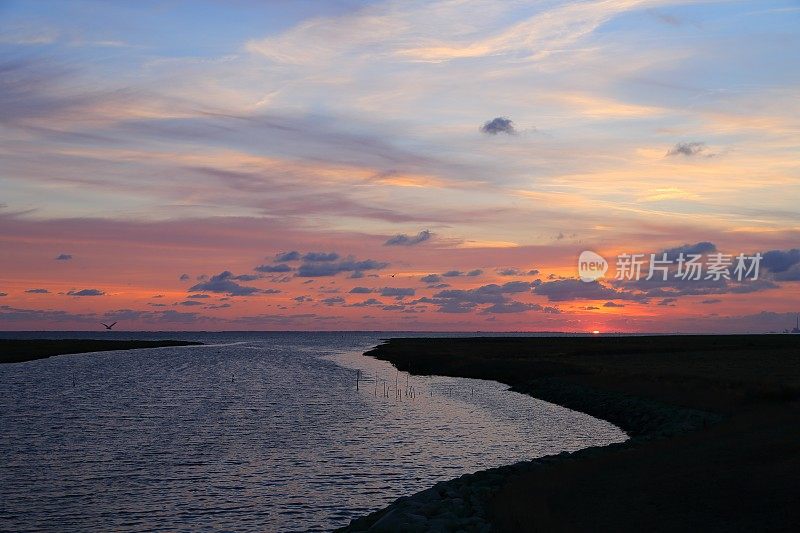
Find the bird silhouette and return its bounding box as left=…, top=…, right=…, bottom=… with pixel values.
left=101, top=322, right=117, bottom=330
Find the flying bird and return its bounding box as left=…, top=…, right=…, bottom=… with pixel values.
left=101, top=322, right=117, bottom=330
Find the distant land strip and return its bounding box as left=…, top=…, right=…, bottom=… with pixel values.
left=0, top=339, right=203, bottom=364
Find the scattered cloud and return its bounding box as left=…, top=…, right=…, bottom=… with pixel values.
left=67, top=289, right=104, bottom=296
left=349, top=298, right=382, bottom=307
left=497, top=267, right=535, bottom=276
left=480, top=117, right=516, bottom=135
left=483, top=301, right=560, bottom=314
left=302, top=251, right=340, bottom=262
left=189, top=271, right=261, bottom=296
left=533, top=279, right=644, bottom=302
left=761, top=249, right=800, bottom=280
left=25, top=288, right=49, bottom=294
left=420, top=281, right=536, bottom=313
left=662, top=241, right=716, bottom=259
left=275, top=251, right=301, bottom=262
left=255, top=263, right=293, bottom=273
left=666, top=142, right=712, bottom=157
left=179, top=274, right=190, bottom=281
left=55, top=254, right=72, bottom=261
left=420, top=274, right=442, bottom=283
left=297, top=257, right=388, bottom=277
left=380, top=287, right=415, bottom=298
left=384, top=230, right=432, bottom=246
left=349, top=286, right=373, bottom=294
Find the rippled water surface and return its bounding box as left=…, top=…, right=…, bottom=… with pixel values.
left=0, top=332, right=626, bottom=531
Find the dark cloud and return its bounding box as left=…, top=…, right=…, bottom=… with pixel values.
left=497, top=267, right=526, bottom=276
left=55, top=254, right=72, bottom=261
left=441, top=270, right=462, bottom=277
left=255, top=263, right=293, bottom=273
left=275, top=251, right=301, bottom=262
left=25, top=288, right=49, bottom=294
left=421, top=282, right=537, bottom=314
left=302, top=252, right=340, bottom=262
left=349, top=286, right=374, bottom=294
left=701, top=298, right=722, bottom=304
left=420, top=274, right=442, bottom=283
left=179, top=273, right=190, bottom=281
left=380, top=287, right=415, bottom=298
left=187, top=294, right=210, bottom=299
left=666, top=142, right=709, bottom=157
left=189, top=271, right=261, bottom=296
left=294, top=295, right=313, bottom=302
left=533, top=279, right=645, bottom=302
left=349, top=298, right=382, bottom=307
left=67, top=289, right=104, bottom=296
left=614, top=276, right=778, bottom=299
left=467, top=269, right=483, bottom=277
left=233, top=274, right=261, bottom=281
left=178, top=300, right=203, bottom=306
left=263, top=288, right=281, bottom=294
left=296, top=257, right=388, bottom=277
left=603, top=301, right=625, bottom=308
left=657, top=298, right=677, bottom=306
left=0, top=292, right=7, bottom=297
left=322, top=296, right=346, bottom=306
left=527, top=269, right=540, bottom=276
left=384, top=230, right=432, bottom=246
left=761, top=249, right=800, bottom=280
left=482, top=301, right=560, bottom=314
left=480, top=117, right=516, bottom=135
left=662, top=241, right=716, bottom=259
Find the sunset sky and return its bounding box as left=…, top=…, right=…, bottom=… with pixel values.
left=1, top=0, right=799, bottom=332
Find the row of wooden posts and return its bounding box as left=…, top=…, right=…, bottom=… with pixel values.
left=355, top=369, right=473, bottom=399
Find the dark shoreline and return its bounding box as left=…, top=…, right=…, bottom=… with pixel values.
left=339, top=335, right=800, bottom=532
left=0, top=339, right=203, bottom=364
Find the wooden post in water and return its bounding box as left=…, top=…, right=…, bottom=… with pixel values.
left=356, top=369, right=360, bottom=391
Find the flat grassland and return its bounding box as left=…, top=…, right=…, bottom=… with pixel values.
left=342, top=335, right=800, bottom=532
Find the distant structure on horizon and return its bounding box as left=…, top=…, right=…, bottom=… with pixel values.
left=792, top=314, right=800, bottom=334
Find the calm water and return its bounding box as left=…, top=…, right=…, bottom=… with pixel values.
left=0, top=332, right=626, bottom=531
